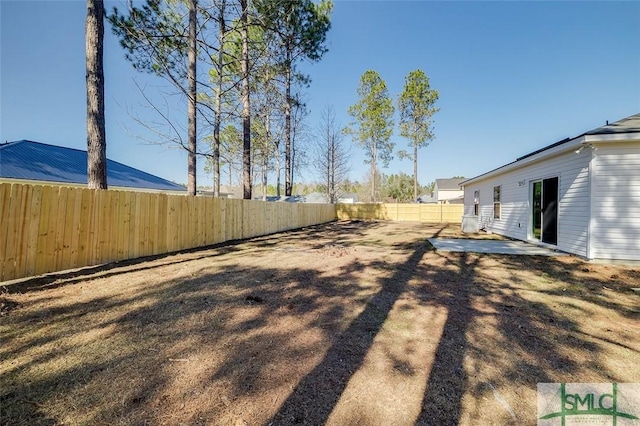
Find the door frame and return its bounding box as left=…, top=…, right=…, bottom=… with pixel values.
left=529, top=176, right=559, bottom=245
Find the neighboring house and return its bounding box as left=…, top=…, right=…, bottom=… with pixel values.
left=337, top=193, right=358, bottom=204
left=434, top=178, right=465, bottom=203
left=0, top=140, right=186, bottom=193
left=305, top=192, right=330, bottom=204
left=198, top=186, right=240, bottom=198
left=418, top=178, right=465, bottom=204
left=417, top=193, right=438, bottom=204
left=252, top=195, right=305, bottom=202
left=461, top=113, right=640, bottom=261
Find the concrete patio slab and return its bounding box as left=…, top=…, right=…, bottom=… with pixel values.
left=428, top=238, right=568, bottom=256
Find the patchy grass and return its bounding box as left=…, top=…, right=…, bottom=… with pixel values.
left=1, top=221, right=638, bottom=425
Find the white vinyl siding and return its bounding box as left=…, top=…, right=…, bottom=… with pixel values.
left=463, top=148, right=591, bottom=257
left=438, top=189, right=464, bottom=201
left=590, top=142, right=640, bottom=260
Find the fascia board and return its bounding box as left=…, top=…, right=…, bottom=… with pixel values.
left=461, top=136, right=585, bottom=187
left=583, top=132, right=640, bottom=143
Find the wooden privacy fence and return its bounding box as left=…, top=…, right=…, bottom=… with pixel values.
left=336, top=203, right=463, bottom=223
left=0, top=183, right=336, bottom=282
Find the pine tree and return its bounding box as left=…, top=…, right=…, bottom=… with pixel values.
left=86, top=0, right=107, bottom=189
left=398, top=69, right=439, bottom=202
left=344, top=70, right=395, bottom=202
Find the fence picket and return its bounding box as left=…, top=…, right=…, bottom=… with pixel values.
left=24, top=185, right=43, bottom=276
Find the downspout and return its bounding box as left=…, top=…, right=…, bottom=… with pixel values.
left=586, top=143, right=596, bottom=260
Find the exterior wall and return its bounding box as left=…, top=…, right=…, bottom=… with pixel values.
left=463, top=148, right=591, bottom=257
left=590, top=141, right=640, bottom=260
left=438, top=188, right=464, bottom=202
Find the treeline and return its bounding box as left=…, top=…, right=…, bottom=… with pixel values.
left=248, top=174, right=436, bottom=204
left=102, top=0, right=332, bottom=198
left=85, top=1, right=438, bottom=204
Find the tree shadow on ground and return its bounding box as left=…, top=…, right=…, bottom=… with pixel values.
left=0, top=220, right=393, bottom=424
left=416, top=252, right=477, bottom=425
left=2, top=221, right=383, bottom=295
left=269, top=240, right=430, bottom=424
left=1, top=222, right=637, bottom=425
left=500, top=254, right=640, bottom=320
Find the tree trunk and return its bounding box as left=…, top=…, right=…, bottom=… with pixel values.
left=186, top=0, right=197, bottom=196
left=326, top=142, right=331, bottom=203
left=413, top=143, right=418, bottom=202
left=284, top=50, right=292, bottom=196
left=329, top=142, right=335, bottom=203
left=86, top=0, right=107, bottom=190
left=241, top=0, right=251, bottom=200
left=261, top=162, right=267, bottom=201
left=263, top=111, right=271, bottom=201
left=275, top=150, right=281, bottom=197
left=213, top=1, right=225, bottom=198
left=370, top=143, right=376, bottom=203
left=213, top=90, right=221, bottom=197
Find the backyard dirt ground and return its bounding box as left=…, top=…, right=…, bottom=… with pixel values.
left=1, top=220, right=639, bottom=425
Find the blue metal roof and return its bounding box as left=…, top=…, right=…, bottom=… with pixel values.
left=0, top=140, right=186, bottom=192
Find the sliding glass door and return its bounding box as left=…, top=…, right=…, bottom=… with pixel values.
left=532, top=181, right=542, bottom=240
left=531, top=177, right=558, bottom=245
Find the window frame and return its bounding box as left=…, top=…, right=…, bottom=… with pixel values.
left=473, top=190, right=480, bottom=216
left=493, top=185, right=501, bottom=219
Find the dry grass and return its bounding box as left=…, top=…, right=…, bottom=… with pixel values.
left=1, top=221, right=638, bottom=425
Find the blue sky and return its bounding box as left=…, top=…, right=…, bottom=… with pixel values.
left=2, top=1, right=639, bottom=189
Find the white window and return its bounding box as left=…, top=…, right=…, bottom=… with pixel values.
left=474, top=190, right=479, bottom=216
left=493, top=186, right=501, bottom=219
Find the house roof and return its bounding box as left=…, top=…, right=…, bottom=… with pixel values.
left=337, top=193, right=358, bottom=201
left=515, top=114, right=640, bottom=162
left=462, top=113, right=640, bottom=186
left=304, top=192, right=330, bottom=203
left=585, top=113, right=640, bottom=135
left=0, top=140, right=186, bottom=192
left=436, top=178, right=466, bottom=190
left=418, top=193, right=437, bottom=203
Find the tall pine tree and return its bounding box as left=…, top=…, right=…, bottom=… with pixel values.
left=86, top=0, right=107, bottom=189
left=255, top=0, right=332, bottom=196
left=398, top=69, right=439, bottom=202
left=345, top=70, right=395, bottom=202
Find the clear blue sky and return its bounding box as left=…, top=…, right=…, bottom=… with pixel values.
left=2, top=1, right=639, bottom=189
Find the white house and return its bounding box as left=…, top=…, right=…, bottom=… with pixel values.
left=461, top=113, right=640, bottom=261
left=419, top=178, right=465, bottom=204
left=434, top=178, right=465, bottom=203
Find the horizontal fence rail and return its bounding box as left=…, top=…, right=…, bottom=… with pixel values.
left=336, top=203, right=463, bottom=223
left=0, top=183, right=336, bottom=282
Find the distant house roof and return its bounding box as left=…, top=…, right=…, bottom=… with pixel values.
left=435, top=178, right=465, bottom=190
left=305, top=192, right=329, bottom=203
left=417, top=193, right=437, bottom=203
left=337, top=193, right=358, bottom=203
left=0, top=140, right=186, bottom=192
left=462, top=112, right=640, bottom=186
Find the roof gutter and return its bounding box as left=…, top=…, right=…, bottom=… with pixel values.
left=583, top=132, right=640, bottom=143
